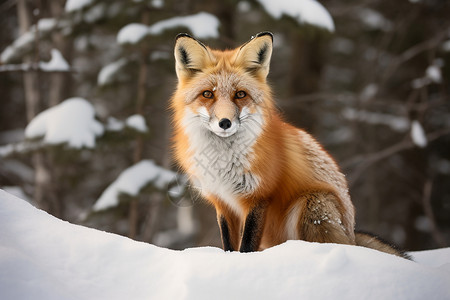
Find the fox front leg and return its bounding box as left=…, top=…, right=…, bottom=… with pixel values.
left=239, top=205, right=267, bottom=252
left=218, top=215, right=235, bottom=251
left=216, top=203, right=241, bottom=251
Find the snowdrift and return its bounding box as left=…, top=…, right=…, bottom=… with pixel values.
left=1, top=190, right=449, bottom=300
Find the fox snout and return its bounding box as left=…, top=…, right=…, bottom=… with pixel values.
left=214, top=98, right=237, bottom=123
left=218, top=118, right=232, bottom=130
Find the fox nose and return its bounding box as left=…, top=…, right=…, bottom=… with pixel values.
left=218, top=118, right=232, bottom=130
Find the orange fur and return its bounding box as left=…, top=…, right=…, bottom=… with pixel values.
left=170, top=33, right=404, bottom=257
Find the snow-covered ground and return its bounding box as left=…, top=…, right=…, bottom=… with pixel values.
left=1, top=189, right=449, bottom=300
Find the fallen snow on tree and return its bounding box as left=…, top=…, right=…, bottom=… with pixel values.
left=105, top=117, right=125, bottom=132
left=93, top=160, right=177, bottom=211
left=126, top=114, right=148, bottom=133
left=410, top=120, right=427, bottom=148
left=97, top=58, right=128, bottom=86
left=1, top=190, right=450, bottom=299
left=256, top=0, right=335, bottom=32
left=443, top=40, right=450, bottom=52
left=412, top=60, right=444, bottom=89
left=148, top=12, right=220, bottom=38
left=117, top=12, right=219, bottom=45
left=425, top=64, right=442, bottom=83
left=0, top=18, right=57, bottom=63
left=25, top=98, right=104, bottom=149
left=65, top=0, right=93, bottom=12
left=117, top=23, right=149, bottom=45
left=39, top=49, right=70, bottom=71
left=357, top=8, right=392, bottom=31
left=342, top=108, right=409, bottom=132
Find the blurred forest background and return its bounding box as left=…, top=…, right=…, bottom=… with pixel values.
left=1, top=0, right=449, bottom=251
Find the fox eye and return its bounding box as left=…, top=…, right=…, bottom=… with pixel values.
left=235, top=91, right=246, bottom=99
left=202, top=90, right=214, bottom=99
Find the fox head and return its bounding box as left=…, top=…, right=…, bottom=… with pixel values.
left=172, top=32, right=274, bottom=138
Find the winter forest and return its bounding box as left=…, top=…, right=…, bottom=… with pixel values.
left=1, top=0, right=450, bottom=255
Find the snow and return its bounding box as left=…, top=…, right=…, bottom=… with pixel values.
left=97, top=58, right=128, bottom=86
left=125, top=114, right=148, bottom=133
left=0, top=186, right=30, bottom=203
left=117, top=23, right=149, bottom=45
left=150, top=50, right=171, bottom=61
left=65, top=0, right=93, bottom=12
left=411, top=77, right=430, bottom=89
left=342, top=108, right=409, bottom=132
left=360, top=83, right=378, bottom=102
left=0, top=18, right=56, bottom=63
left=256, top=0, right=335, bottom=32
left=37, top=18, right=57, bottom=32
left=237, top=1, right=251, bottom=13
left=39, top=49, right=70, bottom=71
left=148, top=12, right=220, bottom=38
left=415, top=216, right=433, bottom=233
left=412, top=61, right=443, bottom=89
left=151, top=0, right=164, bottom=8
left=25, top=98, right=104, bottom=149
left=0, top=32, right=34, bottom=63
left=105, top=117, right=125, bottom=132
left=117, top=12, right=220, bottom=45
left=1, top=189, right=450, bottom=300
left=93, top=160, right=177, bottom=211
left=425, top=65, right=442, bottom=83
left=83, top=3, right=107, bottom=23
left=443, top=40, right=450, bottom=52
left=357, top=8, right=392, bottom=31
left=331, top=37, right=355, bottom=55
left=410, top=120, right=427, bottom=148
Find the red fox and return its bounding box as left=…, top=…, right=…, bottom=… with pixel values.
left=170, top=32, right=409, bottom=258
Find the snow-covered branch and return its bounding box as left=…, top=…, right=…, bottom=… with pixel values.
left=0, top=49, right=72, bottom=73
left=93, top=160, right=185, bottom=211
left=117, top=12, right=220, bottom=45
left=25, top=98, right=104, bottom=149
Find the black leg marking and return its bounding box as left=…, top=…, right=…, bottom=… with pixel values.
left=219, top=216, right=234, bottom=251
left=239, top=206, right=265, bottom=253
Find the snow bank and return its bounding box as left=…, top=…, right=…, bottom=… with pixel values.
left=117, top=12, right=219, bottom=45
left=93, top=160, right=176, bottom=211
left=256, top=0, right=335, bottom=32
left=25, top=98, right=104, bottom=148
left=1, top=189, right=450, bottom=299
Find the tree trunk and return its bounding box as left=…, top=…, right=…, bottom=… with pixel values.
left=17, top=0, right=63, bottom=218
left=128, top=9, right=150, bottom=239
left=17, top=0, right=40, bottom=121
left=49, top=0, right=71, bottom=107
left=287, top=31, right=325, bottom=133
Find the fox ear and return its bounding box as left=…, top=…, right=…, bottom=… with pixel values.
left=235, top=32, right=273, bottom=78
left=174, top=33, right=213, bottom=80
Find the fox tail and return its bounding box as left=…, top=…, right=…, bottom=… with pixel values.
left=355, top=231, right=412, bottom=260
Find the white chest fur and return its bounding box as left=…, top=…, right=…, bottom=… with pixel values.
left=182, top=108, right=262, bottom=216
